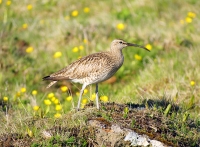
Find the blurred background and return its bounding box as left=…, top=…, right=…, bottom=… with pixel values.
left=0, top=0, right=199, bottom=119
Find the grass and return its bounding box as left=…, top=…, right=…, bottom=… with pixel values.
left=0, top=0, right=200, bottom=146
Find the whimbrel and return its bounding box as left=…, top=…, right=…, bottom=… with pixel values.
left=43, top=39, right=149, bottom=110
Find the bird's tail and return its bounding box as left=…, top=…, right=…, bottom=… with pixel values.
left=43, top=76, right=57, bottom=88
left=43, top=76, right=52, bottom=80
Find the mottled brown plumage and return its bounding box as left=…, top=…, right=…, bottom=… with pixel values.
left=43, top=39, right=149, bottom=110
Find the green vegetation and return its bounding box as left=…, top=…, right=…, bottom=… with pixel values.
left=0, top=0, right=199, bottom=146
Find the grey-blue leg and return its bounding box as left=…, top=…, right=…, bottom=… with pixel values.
left=95, top=84, right=99, bottom=109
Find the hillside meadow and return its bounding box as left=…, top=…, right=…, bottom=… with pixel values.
left=0, top=0, right=200, bottom=146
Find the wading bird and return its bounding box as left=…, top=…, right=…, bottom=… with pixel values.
left=43, top=39, right=149, bottom=110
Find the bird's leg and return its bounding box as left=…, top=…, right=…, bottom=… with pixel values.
left=95, top=84, right=99, bottom=109
left=77, top=84, right=87, bottom=110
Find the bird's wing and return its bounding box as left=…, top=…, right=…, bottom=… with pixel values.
left=47, top=52, right=113, bottom=81
left=46, top=81, right=57, bottom=88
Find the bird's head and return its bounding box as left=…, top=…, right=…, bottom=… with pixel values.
left=110, top=39, right=150, bottom=52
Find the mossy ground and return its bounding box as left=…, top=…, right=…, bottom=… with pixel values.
left=0, top=102, right=200, bottom=146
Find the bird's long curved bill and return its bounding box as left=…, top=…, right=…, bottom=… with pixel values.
left=126, top=43, right=150, bottom=52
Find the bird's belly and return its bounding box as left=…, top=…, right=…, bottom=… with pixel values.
left=71, top=75, right=109, bottom=85
left=71, top=79, right=85, bottom=84
left=89, top=66, right=120, bottom=84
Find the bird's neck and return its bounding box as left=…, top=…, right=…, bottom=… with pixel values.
left=109, top=48, right=124, bottom=66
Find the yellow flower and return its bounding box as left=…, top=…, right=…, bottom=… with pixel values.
left=60, top=86, right=68, bottom=92
left=44, top=99, right=51, bottom=105
left=16, top=91, right=21, bottom=97
left=51, top=97, right=56, bottom=102
left=185, top=17, right=192, bottom=23
left=81, top=98, right=88, bottom=104
left=55, top=104, right=62, bottom=111
left=66, top=96, right=72, bottom=101
left=180, top=19, right=184, bottom=25
left=32, top=90, right=37, bottom=95
left=26, top=46, right=34, bottom=53
left=79, top=45, right=84, bottom=50
left=134, top=54, right=142, bottom=61
left=190, top=81, right=195, bottom=86
left=65, top=15, right=70, bottom=20
left=83, top=7, right=90, bottom=13
left=145, top=44, right=152, bottom=51
left=53, top=99, right=59, bottom=104
left=0, top=0, right=2, bottom=4
left=83, top=39, right=88, bottom=44
left=21, top=87, right=26, bottom=93
left=33, top=105, right=39, bottom=111
left=116, top=23, right=125, bottom=30
left=90, top=93, right=96, bottom=101
left=76, top=92, right=80, bottom=96
left=53, top=51, right=62, bottom=58
left=27, top=4, right=33, bottom=10
left=22, top=23, right=28, bottom=29
left=100, top=96, right=108, bottom=102
left=83, top=89, right=88, bottom=94
left=48, top=93, right=54, bottom=98
left=81, top=103, right=85, bottom=109
left=54, top=113, right=61, bottom=118
left=6, top=0, right=11, bottom=6
left=71, top=10, right=78, bottom=17
left=3, top=96, right=8, bottom=102
left=187, top=12, right=196, bottom=18
left=72, top=47, right=79, bottom=53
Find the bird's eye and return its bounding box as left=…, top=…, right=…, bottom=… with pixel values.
left=119, top=41, right=123, bottom=44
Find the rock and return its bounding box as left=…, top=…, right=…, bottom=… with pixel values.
left=88, top=117, right=168, bottom=147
